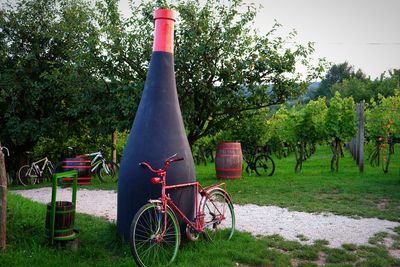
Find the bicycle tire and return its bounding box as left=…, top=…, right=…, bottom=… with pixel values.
left=130, top=203, right=180, bottom=267
left=201, top=188, right=235, bottom=241
left=17, top=165, right=37, bottom=186
left=254, top=154, right=275, bottom=176
left=98, top=160, right=119, bottom=183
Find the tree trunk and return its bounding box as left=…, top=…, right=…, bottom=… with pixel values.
left=112, top=129, right=117, bottom=163
left=336, top=140, right=341, bottom=172
left=295, top=145, right=303, bottom=172
left=330, top=139, right=341, bottom=172
left=0, top=150, right=7, bottom=250
left=330, top=142, right=336, bottom=172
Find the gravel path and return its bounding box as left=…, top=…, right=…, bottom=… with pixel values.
left=12, top=187, right=400, bottom=248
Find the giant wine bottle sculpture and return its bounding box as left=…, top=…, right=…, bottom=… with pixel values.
left=117, top=9, right=196, bottom=240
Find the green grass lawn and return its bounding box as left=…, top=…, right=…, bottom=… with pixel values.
left=5, top=145, right=400, bottom=266
left=196, top=146, right=400, bottom=221
left=3, top=194, right=400, bottom=267
left=12, top=145, right=400, bottom=221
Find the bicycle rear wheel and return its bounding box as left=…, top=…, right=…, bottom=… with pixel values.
left=17, top=165, right=37, bottom=186
left=202, top=188, right=235, bottom=241
left=254, top=154, right=275, bottom=176
left=98, top=161, right=119, bottom=183
left=130, top=203, right=180, bottom=267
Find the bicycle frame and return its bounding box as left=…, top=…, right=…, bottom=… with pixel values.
left=30, top=157, right=53, bottom=176
left=165, top=182, right=227, bottom=234
left=82, top=151, right=104, bottom=172
left=243, top=145, right=268, bottom=170
left=140, top=158, right=227, bottom=238
left=163, top=181, right=202, bottom=232
left=242, top=149, right=255, bottom=169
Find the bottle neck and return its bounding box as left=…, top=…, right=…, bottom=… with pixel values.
left=153, top=9, right=175, bottom=54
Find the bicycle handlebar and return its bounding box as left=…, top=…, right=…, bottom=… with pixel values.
left=139, top=154, right=184, bottom=174
left=139, top=162, right=158, bottom=173
left=170, top=157, right=184, bottom=162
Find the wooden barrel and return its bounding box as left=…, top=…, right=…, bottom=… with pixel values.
left=61, top=158, right=91, bottom=185
left=45, top=201, right=75, bottom=237
left=215, top=142, right=242, bottom=179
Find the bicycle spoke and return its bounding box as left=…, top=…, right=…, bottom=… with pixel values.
left=131, top=204, right=179, bottom=267
left=202, top=190, right=235, bottom=241
left=98, top=161, right=119, bottom=183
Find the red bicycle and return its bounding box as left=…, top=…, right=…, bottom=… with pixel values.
left=129, top=154, right=235, bottom=267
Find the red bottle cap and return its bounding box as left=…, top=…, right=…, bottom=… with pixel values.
left=153, top=9, right=176, bottom=53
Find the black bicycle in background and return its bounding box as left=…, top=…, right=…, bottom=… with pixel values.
left=242, top=145, right=275, bottom=177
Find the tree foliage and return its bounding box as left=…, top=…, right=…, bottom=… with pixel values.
left=265, top=98, right=327, bottom=172
left=98, top=0, right=323, bottom=146
left=1, top=0, right=323, bottom=172
left=365, top=94, right=400, bottom=170
left=331, top=69, right=400, bottom=102
left=313, top=62, right=366, bottom=99
left=325, top=92, right=357, bottom=171
left=0, top=0, right=100, bottom=170
left=366, top=94, right=400, bottom=142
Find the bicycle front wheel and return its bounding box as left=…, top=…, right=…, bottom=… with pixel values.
left=18, top=165, right=37, bottom=186
left=130, top=203, right=180, bottom=267
left=98, top=161, right=119, bottom=183
left=255, top=154, right=275, bottom=176
left=202, top=188, right=235, bottom=241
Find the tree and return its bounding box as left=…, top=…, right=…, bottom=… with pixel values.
left=365, top=94, right=400, bottom=171
left=372, top=69, right=400, bottom=99
left=0, top=0, right=101, bottom=170
left=325, top=92, right=357, bottom=172
left=221, top=109, right=270, bottom=149
left=292, top=98, right=327, bottom=171
left=267, top=99, right=327, bottom=172
left=332, top=77, right=373, bottom=103
left=98, top=0, right=323, bottom=147
left=313, top=62, right=366, bottom=99
left=331, top=69, right=400, bottom=103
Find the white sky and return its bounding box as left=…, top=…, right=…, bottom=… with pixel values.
left=119, top=0, right=400, bottom=79
left=2, top=0, right=397, bottom=78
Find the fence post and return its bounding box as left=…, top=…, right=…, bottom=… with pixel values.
left=358, top=101, right=365, bottom=173
left=0, top=149, right=7, bottom=250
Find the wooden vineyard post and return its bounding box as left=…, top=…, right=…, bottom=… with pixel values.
left=347, top=102, right=365, bottom=173
left=0, top=149, right=7, bottom=250
left=357, top=102, right=365, bottom=173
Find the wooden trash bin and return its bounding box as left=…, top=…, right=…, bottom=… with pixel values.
left=46, top=170, right=79, bottom=244
left=45, top=201, right=75, bottom=238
